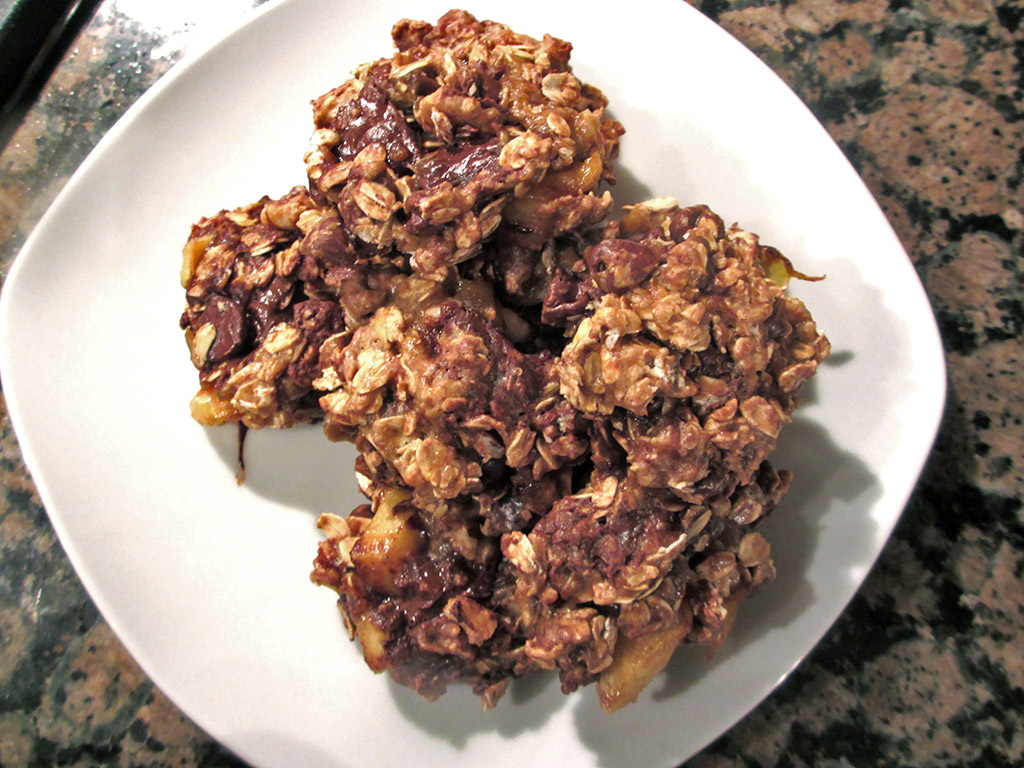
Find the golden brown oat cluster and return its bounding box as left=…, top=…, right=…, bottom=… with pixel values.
left=304, top=9, right=622, bottom=279
left=178, top=10, right=829, bottom=711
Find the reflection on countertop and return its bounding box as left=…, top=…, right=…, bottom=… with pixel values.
left=1, top=1, right=1021, bottom=766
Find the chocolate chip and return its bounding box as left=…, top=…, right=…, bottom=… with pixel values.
left=481, top=459, right=512, bottom=488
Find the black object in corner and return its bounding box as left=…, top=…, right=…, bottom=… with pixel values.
left=0, top=0, right=105, bottom=151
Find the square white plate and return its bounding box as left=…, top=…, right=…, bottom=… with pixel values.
left=0, top=1, right=945, bottom=766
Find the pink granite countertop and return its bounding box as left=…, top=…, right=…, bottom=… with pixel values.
left=0, top=1, right=1021, bottom=766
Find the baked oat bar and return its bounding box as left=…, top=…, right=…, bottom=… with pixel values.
left=180, top=187, right=398, bottom=428
left=553, top=200, right=831, bottom=504
left=304, top=9, right=623, bottom=279
left=309, top=198, right=829, bottom=710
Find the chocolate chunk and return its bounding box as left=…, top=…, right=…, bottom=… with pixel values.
left=198, top=296, right=246, bottom=364
left=293, top=299, right=341, bottom=331
left=248, top=275, right=295, bottom=342
left=412, top=139, right=500, bottom=190
left=585, top=239, right=660, bottom=293
left=331, top=81, right=421, bottom=167
left=541, top=267, right=591, bottom=326
left=299, top=212, right=354, bottom=267
left=480, top=459, right=512, bottom=488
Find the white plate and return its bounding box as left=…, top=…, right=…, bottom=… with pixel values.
left=0, top=1, right=945, bottom=766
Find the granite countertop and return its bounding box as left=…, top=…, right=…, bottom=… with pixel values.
left=0, top=1, right=1021, bottom=766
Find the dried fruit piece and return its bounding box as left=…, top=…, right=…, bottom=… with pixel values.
left=597, top=620, right=691, bottom=713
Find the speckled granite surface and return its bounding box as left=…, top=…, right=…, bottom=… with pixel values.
left=0, top=1, right=1021, bottom=766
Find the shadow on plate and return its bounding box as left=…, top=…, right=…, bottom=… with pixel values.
left=387, top=665, right=562, bottom=747
left=606, top=145, right=655, bottom=215
left=568, top=410, right=881, bottom=767
left=204, top=422, right=363, bottom=518
left=387, top=400, right=882, bottom=759
left=223, top=730, right=349, bottom=768
left=660, top=411, right=882, bottom=687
